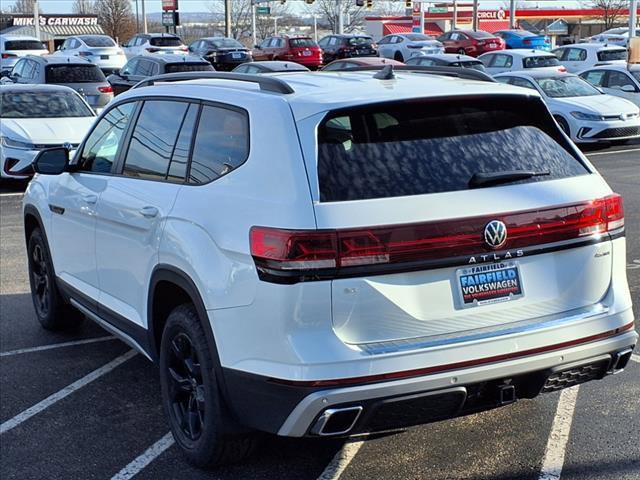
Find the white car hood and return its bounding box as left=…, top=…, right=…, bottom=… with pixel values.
left=553, top=94, right=639, bottom=115
left=1, top=117, right=94, bottom=144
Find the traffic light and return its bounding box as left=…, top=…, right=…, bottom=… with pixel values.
left=405, top=0, right=412, bottom=7
left=366, top=0, right=372, bottom=9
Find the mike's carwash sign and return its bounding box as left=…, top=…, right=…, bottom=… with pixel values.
left=12, top=16, right=98, bottom=27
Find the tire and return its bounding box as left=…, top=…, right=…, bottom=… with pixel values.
left=159, top=304, right=257, bottom=468
left=394, top=51, right=404, bottom=62
left=27, top=228, right=84, bottom=330
left=554, top=116, right=571, bottom=138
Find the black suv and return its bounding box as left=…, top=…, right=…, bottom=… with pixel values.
left=188, top=37, right=252, bottom=71
left=318, top=34, right=377, bottom=64
left=107, top=54, right=213, bottom=95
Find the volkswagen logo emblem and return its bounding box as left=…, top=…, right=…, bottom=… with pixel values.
left=62, top=142, right=72, bottom=151
left=484, top=220, right=507, bottom=249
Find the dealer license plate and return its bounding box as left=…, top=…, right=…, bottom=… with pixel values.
left=303, top=50, right=312, bottom=56
left=456, top=262, right=523, bottom=308
left=489, top=43, right=497, bottom=48
left=232, top=52, right=242, bottom=59
left=100, top=55, right=109, bottom=60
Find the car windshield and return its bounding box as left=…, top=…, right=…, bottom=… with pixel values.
left=165, top=63, right=214, bottom=73
left=535, top=76, right=600, bottom=98
left=468, top=30, right=493, bottom=39
left=347, top=37, right=374, bottom=45
left=511, top=30, right=536, bottom=37
left=404, top=34, right=433, bottom=41
left=523, top=56, right=560, bottom=68
left=45, top=65, right=106, bottom=83
left=211, top=38, right=244, bottom=48
left=0, top=90, right=94, bottom=118
left=81, top=36, right=116, bottom=47
left=150, top=37, right=182, bottom=47
left=461, top=61, right=486, bottom=71
left=4, top=40, right=46, bottom=50
left=289, top=38, right=316, bottom=47
left=597, top=49, right=627, bottom=61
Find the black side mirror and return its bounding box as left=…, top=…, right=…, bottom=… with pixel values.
left=33, top=147, right=69, bottom=175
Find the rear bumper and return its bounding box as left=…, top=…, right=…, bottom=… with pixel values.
left=221, top=323, right=636, bottom=437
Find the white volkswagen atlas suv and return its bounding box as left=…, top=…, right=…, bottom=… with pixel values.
left=22, top=67, right=637, bottom=468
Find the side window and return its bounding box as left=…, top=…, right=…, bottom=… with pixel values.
left=328, top=37, right=337, bottom=46
left=323, top=61, right=346, bottom=71
left=167, top=104, right=198, bottom=182
left=121, top=58, right=138, bottom=76
left=260, top=38, right=271, bottom=48
left=495, top=76, right=512, bottom=85
left=552, top=48, right=564, bottom=60
left=11, top=59, right=26, bottom=77
left=566, top=48, right=586, bottom=61
left=150, top=62, right=160, bottom=76
left=491, top=54, right=512, bottom=68
left=378, top=36, right=389, bottom=45
left=481, top=54, right=494, bottom=66
left=277, top=38, right=286, bottom=48
left=581, top=70, right=606, bottom=87
left=510, top=77, right=536, bottom=90
left=417, top=59, right=437, bottom=66
left=188, top=105, right=249, bottom=184
left=135, top=59, right=154, bottom=77
left=121, top=100, right=190, bottom=181
left=78, top=102, right=136, bottom=173
left=607, top=71, right=637, bottom=90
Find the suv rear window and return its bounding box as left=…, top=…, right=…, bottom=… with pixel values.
left=523, top=56, right=560, bottom=68
left=289, top=38, right=316, bottom=48
left=4, top=40, right=45, bottom=50
left=317, top=96, right=588, bottom=202
left=165, top=62, right=214, bottom=73
left=81, top=36, right=116, bottom=47
left=45, top=65, right=106, bottom=83
left=347, top=37, right=374, bottom=46
left=597, top=49, right=627, bottom=61
left=150, top=37, right=182, bottom=47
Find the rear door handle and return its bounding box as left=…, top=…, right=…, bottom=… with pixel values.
left=81, top=194, right=97, bottom=205
left=139, top=206, right=159, bottom=218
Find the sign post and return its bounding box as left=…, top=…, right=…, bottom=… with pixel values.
left=162, top=0, right=179, bottom=34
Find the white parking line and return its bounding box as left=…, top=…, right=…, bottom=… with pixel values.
left=110, top=432, right=175, bottom=480
left=317, top=438, right=367, bottom=480
left=0, top=192, right=23, bottom=197
left=0, top=336, right=115, bottom=357
left=0, top=349, right=137, bottom=435
left=586, top=147, right=640, bottom=157
left=631, top=354, right=640, bottom=364
left=538, top=386, right=580, bottom=480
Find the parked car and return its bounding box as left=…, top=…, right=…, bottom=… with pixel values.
left=122, top=33, right=188, bottom=59
left=108, top=54, right=214, bottom=95
left=0, top=35, right=48, bottom=75
left=0, top=84, right=94, bottom=181
left=22, top=68, right=637, bottom=468
left=53, top=34, right=126, bottom=75
left=252, top=35, right=322, bottom=69
left=590, top=27, right=630, bottom=47
left=479, top=49, right=565, bottom=75
left=438, top=29, right=505, bottom=57
left=5, top=55, right=113, bottom=112
left=495, top=71, right=640, bottom=143
left=405, top=53, right=486, bottom=71
left=579, top=64, right=640, bottom=107
left=493, top=29, right=550, bottom=50
left=552, top=44, right=627, bottom=73
left=232, top=61, right=309, bottom=73
left=188, top=37, right=252, bottom=71
left=318, top=34, right=377, bottom=64
left=321, top=57, right=403, bottom=71
left=377, top=33, right=443, bottom=62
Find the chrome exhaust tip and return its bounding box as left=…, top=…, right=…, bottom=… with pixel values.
left=310, top=406, right=363, bottom=436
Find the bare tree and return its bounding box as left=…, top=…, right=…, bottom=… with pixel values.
left=312, top=0, right=365, bottom=33
left=590, top=0, right=627, bottom=30
left=95, top=0, right=136, bottom=43
left=208, top=0, right=251, bottom=40
left=373, top=1, right=407, bottom=16
left=72, top=0, right=96, bottom=14
left=9, top=0, right=41, bottom=13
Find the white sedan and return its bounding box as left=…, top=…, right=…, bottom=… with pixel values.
left=0, top=84, right=95, bottom=181
left=590, top=27, right=630, bottom=47
left=52, top=34, right=126, bottom=75
left=494, top=71, right=640, bottom=143
left=478, top=49, right=565, bottom=75
left=552, top=43, right=627, bottom=73
left=377, top=33, right=443, bottom=62
left=579, top=64, right=640, bottom=107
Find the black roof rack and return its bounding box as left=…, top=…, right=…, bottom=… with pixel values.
left=333, top=65, right=496, bottom=83
left=132, top=71, right=295, bottom=94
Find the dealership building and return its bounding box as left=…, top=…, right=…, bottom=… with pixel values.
left=0, top=14, right=105, bottom=51
left=366, top=6, right=640, bottom=46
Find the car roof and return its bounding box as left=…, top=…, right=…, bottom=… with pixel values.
left=252, top=61, right=309, bottom=71
left=579, top=63, right=639, bottom=73
left=201, top=36, right=240, bottom=41
left=339, top=57, right=403, bottom=65
left=1, top=35, right=42, bottom=41
left=495, top=70, right=576, bottom=79
left=131, top=54, right=208, bottom=63
left=331, top=34, right=372, bottom=38
left=555, top=43, right=626, bottom=51
left=485, top=49, right=554, bottom=57
left=414, top=53, right=479, bottom=62
left=121, top=70, right=539, bottom=121
left=145, top=33, right=180, bottom=38
left=0, top=83, right=80, bottom=94
left=34, top=55, right=95, bottom=65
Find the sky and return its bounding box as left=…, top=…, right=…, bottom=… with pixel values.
left=4, top=0, right=585, bottom=14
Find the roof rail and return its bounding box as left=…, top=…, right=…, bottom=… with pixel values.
left=333, top=65, right=496, bottom=83
left=132, top=71, right=295, bottom=94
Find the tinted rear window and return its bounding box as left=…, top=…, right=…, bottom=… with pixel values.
left=468, top=30, right=494, bottom=39
left=4, top=40, right=45, bottom=50
left=81, top=36, right=116, bottom=47
left=289, top=38, right=316, bottom=48
left=523, top=56, right=560, bottom=68
left=597, top=49, right=627, bottom=61
left=347, top=37, right=374, bottom=46
left=45, top=65, right=106, bottom=83
left=150, top=37, right=182, bottom=47
left=165, top=62, right=214, bottom=73
left=317, top=97, right=587, bottom=202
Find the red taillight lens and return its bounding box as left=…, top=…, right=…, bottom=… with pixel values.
left=523, top=39, right=532, bottom=45
left=1, top=53, right=17, bottom=59
left=180, top=46, right=188, bottom=51
left=559, top=66, right=567, bottom=72
left=98, top=85, right=113, bottom=93
left=251, top=195, right=624, bottom=281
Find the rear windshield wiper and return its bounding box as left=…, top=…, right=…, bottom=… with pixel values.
left=468, top=170, right=550, bottom=189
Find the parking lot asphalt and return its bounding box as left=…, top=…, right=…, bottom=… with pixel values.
left=1, top=141, right=639, bottom=480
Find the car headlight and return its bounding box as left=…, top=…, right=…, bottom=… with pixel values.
left=0, top=136, right=36, bottom=150
left=570, top=111, right=604, bottom=121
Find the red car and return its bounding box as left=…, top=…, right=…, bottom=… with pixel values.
left=438, top=30, right=505, bottom=57
left=252, top=35, right=322, bottom=69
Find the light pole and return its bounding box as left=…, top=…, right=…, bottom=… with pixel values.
left=509, top=0, right=516, bottom=29
left=313, top=14, right=318, bottom=42
left=252, top=1, right=257, bottom=47
left=33, top=0, right=40, bottom=41
left=452, top=0, right=458, bottom=30
left=274, top=16, right=280, bottom=35
left=337, top=0, right=343, bottom=34
left=135, top=0, right=140, bottom=33
left=225, top=0, right=232, bottom=38
left=630, top=0, right=638, bottom=38
left=141, top=0, right=147, bottom=34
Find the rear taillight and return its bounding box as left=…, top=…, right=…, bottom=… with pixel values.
left=250, top=194, right=624, bottom=282
left=1, top=53, right=17, bottom=59
left=180, top=46, right=188, bottom=51
left=98, top=85, right=113, bottom=93
left=559, top=66, right=567, bottom=72
left=523, top=39, right=532, bottom=45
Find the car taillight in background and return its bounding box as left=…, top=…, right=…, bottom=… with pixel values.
left=523, top=39, right=532, bottom=45
left=98, top=85, right=113, bottom=93
left=180, top=46, right=189, bottom=52
left=1, top=53, right=17, bottom=59
left=559, top=66, right=567, bottom=72
left=250, top=194, right=624, bottom=281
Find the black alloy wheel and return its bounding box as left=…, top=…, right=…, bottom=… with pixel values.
left=30, top=242, right=50, bottom=318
